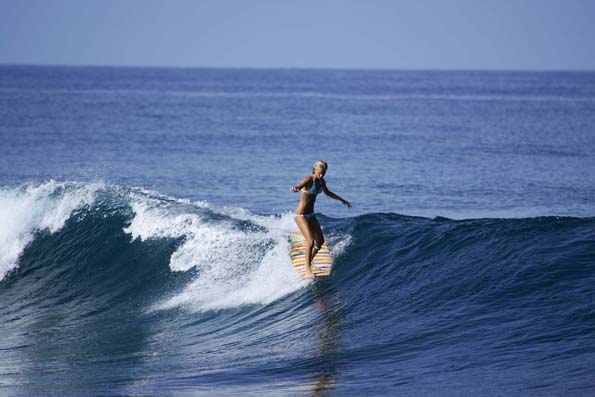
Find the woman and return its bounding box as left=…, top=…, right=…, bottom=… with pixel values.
left=291, top=160, right=352, bottom=278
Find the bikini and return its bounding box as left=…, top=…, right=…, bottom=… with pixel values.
left=295, top=178, right=324, bottom=221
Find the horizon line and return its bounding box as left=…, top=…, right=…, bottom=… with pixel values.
left=2, top=62, right=595, bottom=74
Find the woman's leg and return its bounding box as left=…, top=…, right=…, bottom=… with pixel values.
left=309, top=216, right=325, bottom=264
left=294, top=216, right=315, bottom=278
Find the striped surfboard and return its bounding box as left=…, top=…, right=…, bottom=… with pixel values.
left=289, top=233, right=334, bottom=278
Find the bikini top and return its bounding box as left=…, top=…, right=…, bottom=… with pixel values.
left=302, top=177, right=325, bottom=196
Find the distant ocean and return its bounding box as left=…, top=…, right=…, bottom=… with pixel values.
left=1, top=65, right=594, bottom=396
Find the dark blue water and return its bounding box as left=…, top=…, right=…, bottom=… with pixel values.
left=1, top=65, right=595, bottom=395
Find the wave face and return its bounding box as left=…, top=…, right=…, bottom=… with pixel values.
left=1, top=182, right=595, bottom=395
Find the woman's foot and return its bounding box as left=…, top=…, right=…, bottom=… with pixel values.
left=303, top=265, right=315, bottom=279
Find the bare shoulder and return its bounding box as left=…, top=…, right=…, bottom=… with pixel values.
left=301, top=175, right=313, bottom=184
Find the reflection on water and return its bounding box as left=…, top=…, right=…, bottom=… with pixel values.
left=307, top=280, right=344, bottom=396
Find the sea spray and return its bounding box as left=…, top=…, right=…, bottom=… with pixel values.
left=0, top=181, right=102, bottom=280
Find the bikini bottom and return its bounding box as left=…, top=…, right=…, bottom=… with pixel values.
left=295, top=212, right=316, bottom=221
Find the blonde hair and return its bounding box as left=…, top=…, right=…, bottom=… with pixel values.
left=312, top=160, right=328, bottom=173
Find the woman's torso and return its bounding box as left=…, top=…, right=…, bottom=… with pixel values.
left=295, top=177, right=324, bottom=215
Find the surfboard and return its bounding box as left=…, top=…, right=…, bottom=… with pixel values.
left=289, top=233, right=334, bottom=278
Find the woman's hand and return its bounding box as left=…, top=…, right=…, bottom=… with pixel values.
left=342, top=199, right=352, bottom=208
left=290, top=186, right=299, bottom=193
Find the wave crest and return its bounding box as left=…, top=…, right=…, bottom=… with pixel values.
left=0, top=180, right=102, bottom=280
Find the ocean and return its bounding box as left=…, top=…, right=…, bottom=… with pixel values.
left=1, top=65, right=594, bottom=396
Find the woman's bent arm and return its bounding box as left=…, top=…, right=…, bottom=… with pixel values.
left=290, top=176, right=311, bottom=192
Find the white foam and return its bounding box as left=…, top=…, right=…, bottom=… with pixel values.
left=123, top=193, right=312, bottom=311
left=0, top=181, right=102, bottom=280
left=156, top=233, right=304, bottom=312
left=150, top=206, right=355, bottom=312
left=328, top=233, right=352, bottom=258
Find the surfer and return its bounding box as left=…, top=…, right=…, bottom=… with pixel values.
left=291, top=160, right=351, bottom=278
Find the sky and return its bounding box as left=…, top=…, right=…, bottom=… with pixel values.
left=1, top=0, right=594, bottom=70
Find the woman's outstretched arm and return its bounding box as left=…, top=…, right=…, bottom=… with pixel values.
left=322, top=182, right=352, bottom=208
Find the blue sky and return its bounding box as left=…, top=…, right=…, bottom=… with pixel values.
left=1, top=0, right=594, bottom=70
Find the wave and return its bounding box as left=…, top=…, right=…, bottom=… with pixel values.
left=0, top=181, right=351, bottom=312
left=0, top=180, right=102, bottom=279
left=2, top=181, right=595, bottom=394
left=2, top=180, right=593, bottom=320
